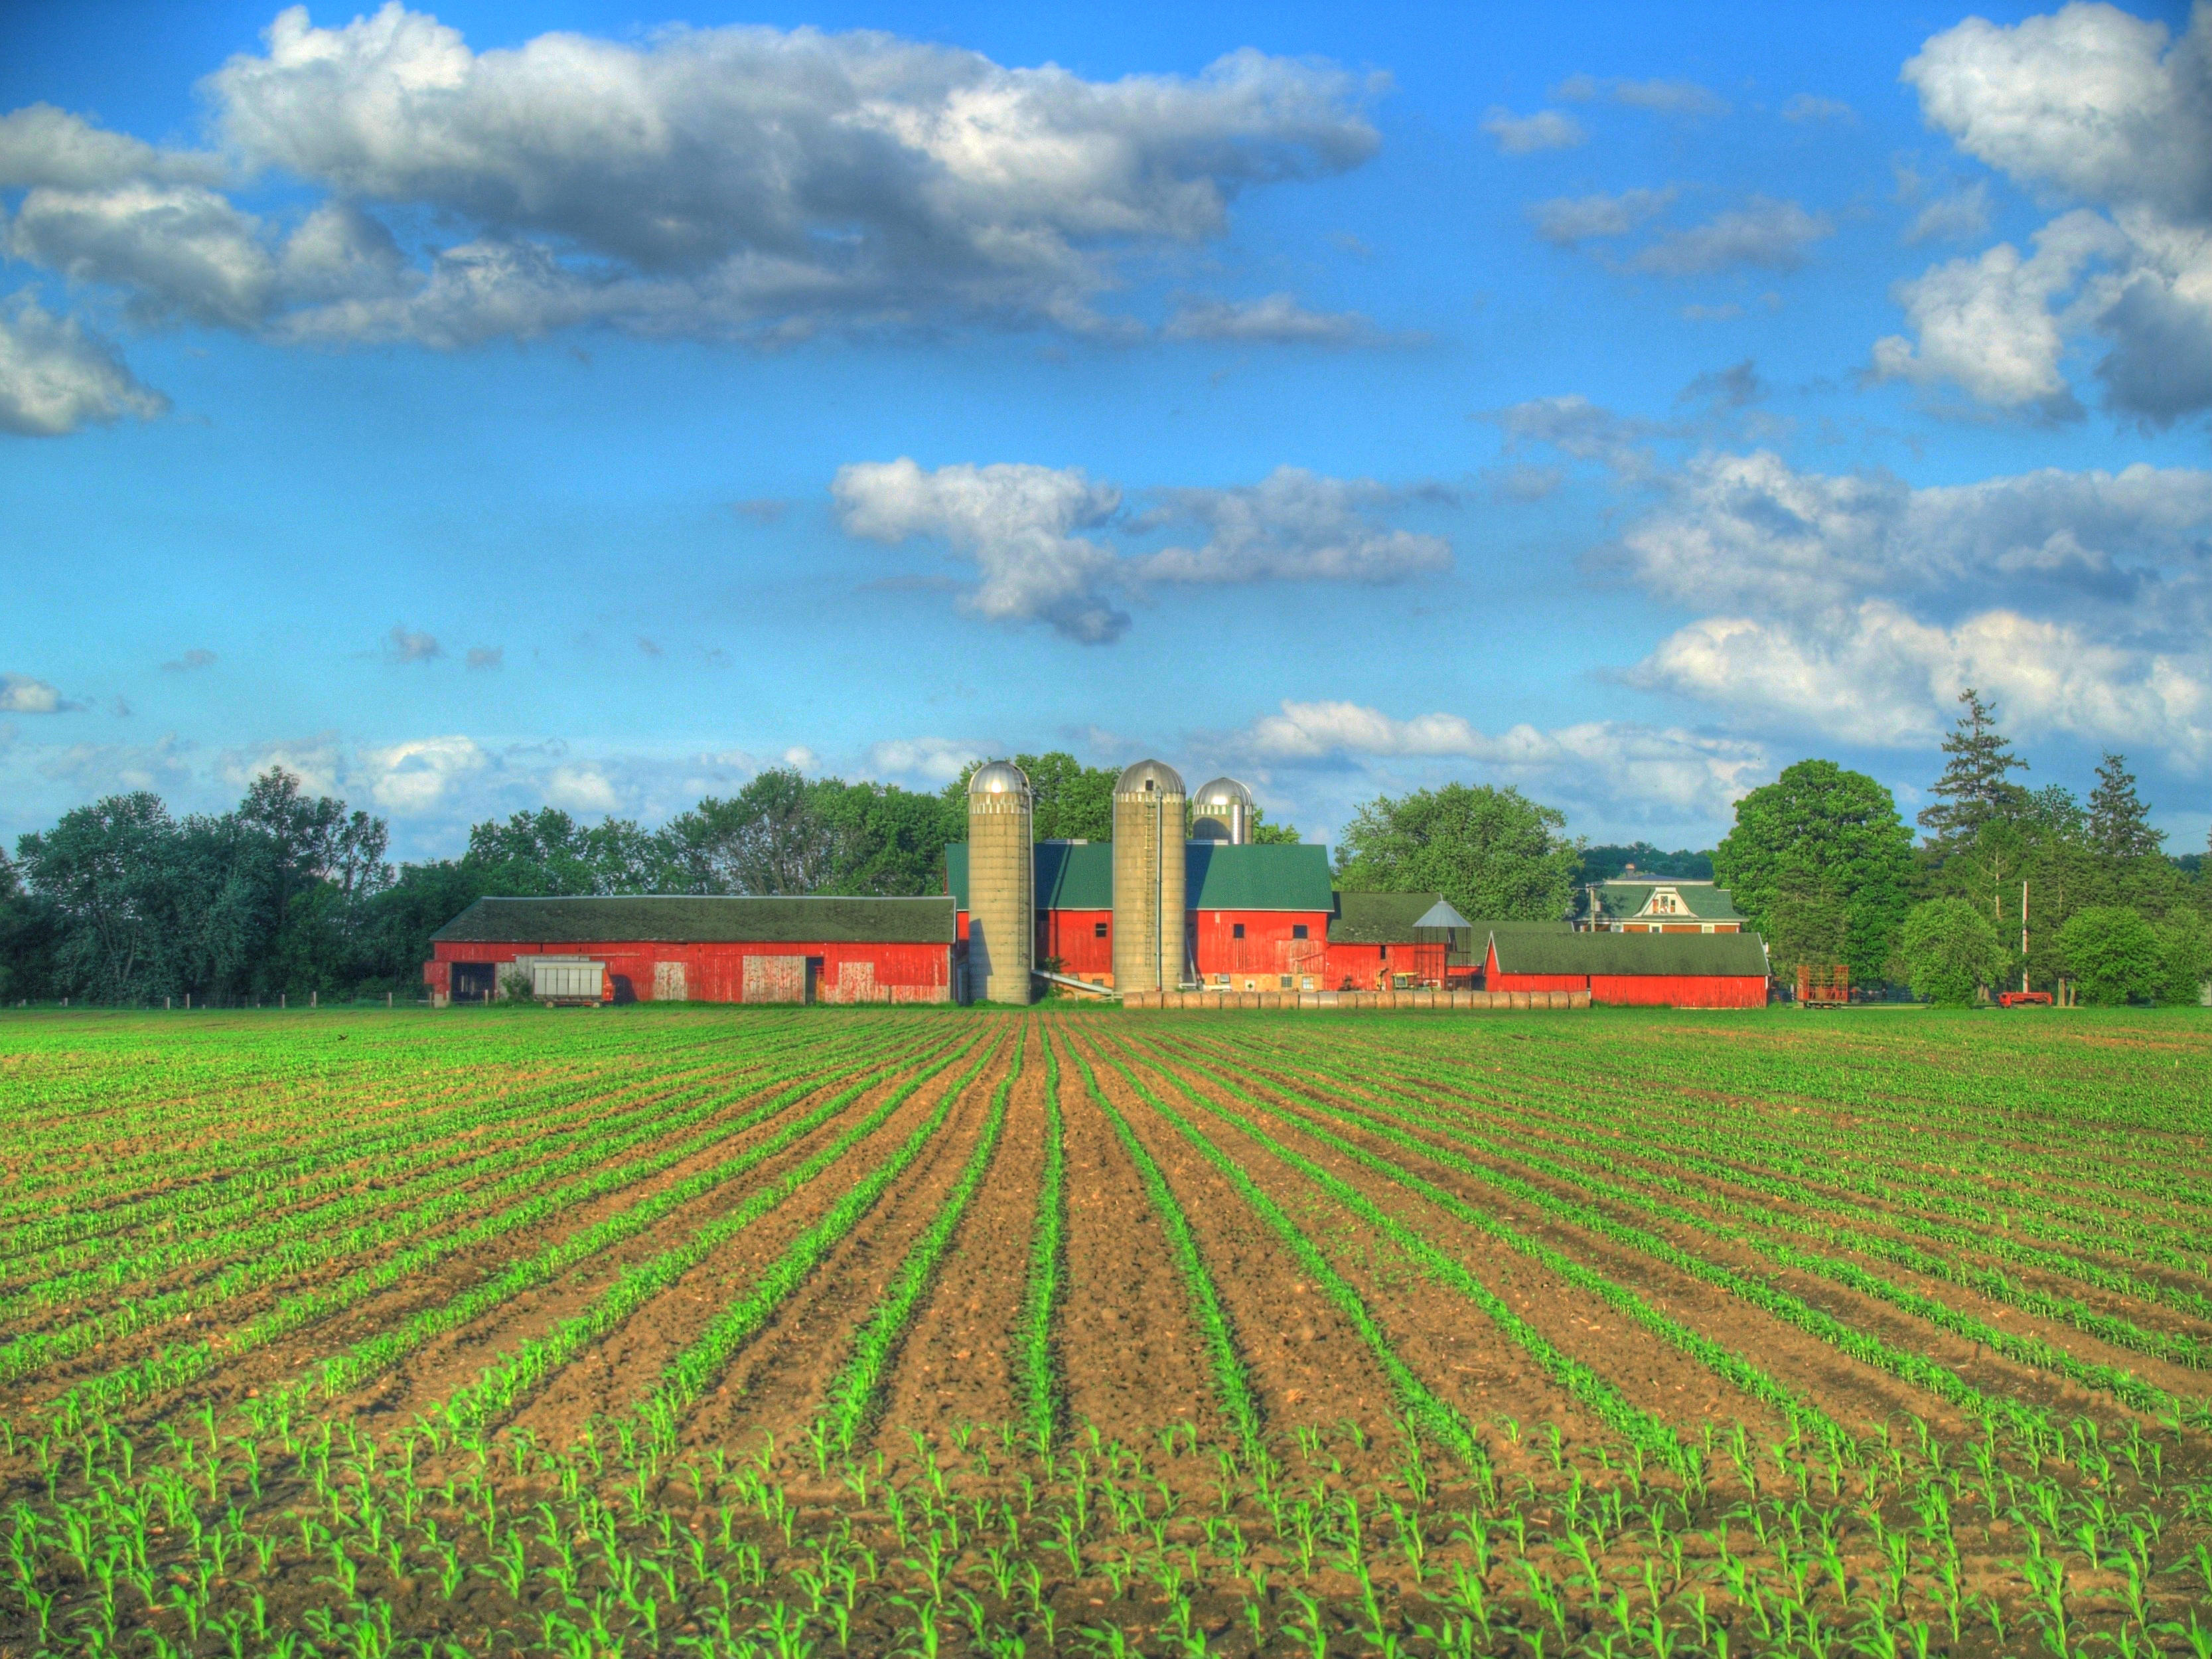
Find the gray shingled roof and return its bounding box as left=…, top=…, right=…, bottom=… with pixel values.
left=1593, top=881, right=1747, bottom=923
left=1491, top=930, right=1769, bottom=977
left=433, top=894, right=957, bottom=945
left=1330, top=891, right=1572, bottom=944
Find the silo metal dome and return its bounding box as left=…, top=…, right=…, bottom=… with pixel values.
left=1114, top=759, right=1185, bottom=796
left=1193, top=777, right=1254, bottom=809
left=968, top=760, right=1031, bottom=796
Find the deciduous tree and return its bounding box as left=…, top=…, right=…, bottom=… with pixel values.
left=1333, top=783, right=1580, bottom=921
left=1714, top=759, right=1914, bottom=982
left=1896, top=898, right=2008, bottom=1006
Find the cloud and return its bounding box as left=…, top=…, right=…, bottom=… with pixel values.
left=465, top=645, right=502, bottom=671
left=1, top=674, right=82, bottom=714
left=384, top=624, right=443, bottom=663
left=834, top=457, right=1129, bottom=643
left=1134, top=468, right=1452, bottom=584
left=33, top=733, right=194, bottom=793
left=1676, top=358, right=1768, bottom=410
left=0, top=104, right=224, bottom=191
left=8, top=183, right=279, bottom=329
left=161, top=648, right=217, bottom=672
left=1892, top=3, right=2212, bottom=424
left=1905, top=181, right=1992, bottom=244
left=546, top=763, right=622, bottom=813
left=1629, top=197, right=1833, bottom=276
left=865, top=736, right=984, bottom=784
left=1782, top=94, right=1853, bottom=123
left=1234, top=698, right=1766, bottom=821
left=1903, top=3, right=2211, bottom=226
left=1637, top=605, right=2212, bottom=760
left=356, top=734, right=488, bottom=813
left=1161, top=293, right=1377, bottom=345
left=1481, top=108, right=1585, bottom=155
left=1870, top=210, right=2124, bottom=414
left=0, top=292, right=168, bottom=436
left=731, top=498, right=788, bottom=523
left=1609, top=79, right=1731, bottom=117
left=1528, top=187, right=1676, bottom=247
left=636, top=636, right=663, bottom=659
left=31, top=5, right=1364, bottom=346
left=220, top=735, right=344, bottom=796
left=1613, top=447, right=2212, bottom=763
left=1484, top=394, right=1663, bottom=481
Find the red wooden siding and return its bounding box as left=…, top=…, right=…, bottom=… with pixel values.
left=1037, top=908, right=1114, bottom=979
left=428, top=939, right=952, bottom=1004
left=1192, top=909, right=1331, bottom=988
left=1479, top=941, right=1766, bottom=1008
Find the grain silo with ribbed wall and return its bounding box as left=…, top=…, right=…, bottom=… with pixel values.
left=1111, top=759, right=1187, bottom=994
left=1191, top=776, right=1254, bottom=844
left=966, top=761, right=1035, bottom=1004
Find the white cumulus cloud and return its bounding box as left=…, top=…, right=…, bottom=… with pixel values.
left=358, top=735, right=489, bottom=813
left=1481, top=108, right=1585, bottom=155
left=1891, top=1, right=2212, bottom=424
left=834, top=457, right=1129, bottom=643
left=1134, top=468, right=1451, bottom=585
left=1161, top=293, right=1376, bottom=345
left=0, top=293, right=167, bottom=436
left=1, top=674, right=79, bottom=714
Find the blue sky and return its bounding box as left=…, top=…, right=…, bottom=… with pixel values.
left=3, top=0, right=2208, bottom=859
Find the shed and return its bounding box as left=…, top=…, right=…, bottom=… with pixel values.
left=1327, top=893, right=1571, bottom=989
left=425, top=894, right=959, bottom=1006
left=1485, top=929, right=1769, bottom=1007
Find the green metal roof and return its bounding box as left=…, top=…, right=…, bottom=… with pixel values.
left=433, top=894, right=957, bottom=945
left=1593, top=880, right=1746, bottom=923
left=1186, top=842, right=1333, bottom=911
left=1329, top=891, right=1574, bottom=944
left=948, top=840, right=1331, bottom=913
left=1490, top=930, right=1769, bottom=977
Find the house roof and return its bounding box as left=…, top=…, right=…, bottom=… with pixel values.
left=1187, top=842, right=1334, bottom=911
left=1327, top=892, right=1574, bottom=944
left=1490, top=929, right=1769, bottom=977
left=946, top=840, right=1332, bottom=913
left=1593, top=880, right=1747, bottom=923
left=432, top=894, right=958, bottom=945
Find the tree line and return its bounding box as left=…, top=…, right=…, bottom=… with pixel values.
left=3, top=712, right=2201, bottom=1005
left=1713, top=691, right=2209, bottom=1005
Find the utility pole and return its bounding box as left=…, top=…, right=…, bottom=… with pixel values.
left=2021, top=878, right=2029, bottom=994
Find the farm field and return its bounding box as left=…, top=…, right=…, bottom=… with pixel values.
left=2, top=1007, right=2210, bottom=1658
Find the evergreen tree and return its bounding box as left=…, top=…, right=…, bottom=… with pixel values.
left=2087, top=751, right=2163, bottom=860
left=1917, top=688, right=2028, bottom=850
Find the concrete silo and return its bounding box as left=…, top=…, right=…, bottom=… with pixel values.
left=1191, top=777, right=1254, bottom=844
left=1112, top=759, right=1187, bottom=993
left=966, top=761, right=1035, bottom=1004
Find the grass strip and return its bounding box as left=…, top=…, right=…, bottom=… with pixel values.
left=437, top=1032, right=985, bottom=1437
left=821, top=1028, right=1023, bottom=1451
left=631, top=1032, right=1005, bottom=1453
left=1107, top=1043, right=1611, bottom=1478
left=1147, top=1034, right=1844, bottom=1444
left=53, top=1033, right=947, bottom=1417
left=1062, top=1034, right=1262, bottom=1458
left=1019, top=1023, right=1067, bottom=1448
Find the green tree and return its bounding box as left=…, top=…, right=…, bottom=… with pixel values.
left=465, top=807, right=668, bottom=896
left=1713, top=759, right=1915, bottom=982
left=1896, top=898, right=2009, bottom=1006
left=1917, top=688, right=2028, bottom=852
left=2087, top=751, right=2164, bottom=860
left=2056, top=905, right=2163, bottom=1005
left=0, top=849, right=58, bottom=1002
left=1333, top=783, right=1580, bottom=921
left=15, top=793, right=180, bottom=1002
left=2154, top=911, right=2210, bottom=1007
left=659, top=769, right=842, bottom=895
left=1578, top=842, right=1714, bottom=881
left=810, top=777, right=964, bottom=894
left=1248, top=806, right=1303, bottom=844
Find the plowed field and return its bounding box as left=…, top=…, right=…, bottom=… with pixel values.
left=3, top=1005, right=2210, bottom=1657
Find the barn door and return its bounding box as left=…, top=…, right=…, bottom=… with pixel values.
left=653, top=961, right=688, bottom=1002
left=803, top=957, right=823, bottom=1004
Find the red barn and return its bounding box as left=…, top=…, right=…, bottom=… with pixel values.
left=1323, top=896, right=1571, bottom=990
left=425, top=895, right=958, bottom=1006
left=946, top=840, right=1335, bottom=990
left=1187, top=842, right=1334, bottom=992
left=1484, top=930, right=1770, bottom=1008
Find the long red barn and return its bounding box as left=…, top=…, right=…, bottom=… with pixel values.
left=1485, top=929, right=1770, bottom=1007
left=425, top=894, right=958, bottom=1005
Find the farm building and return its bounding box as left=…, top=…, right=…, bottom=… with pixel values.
left=1484, top=929, right=1770, bottom=1007
left=1584, top=878, right=1746, bottom=933
left=945, top=836, right=1336, bottom=992
left=1323, top=895, right=1576, bottom=991
left=424, top=894, right=958, bottom=1006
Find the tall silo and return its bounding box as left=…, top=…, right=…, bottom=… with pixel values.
left=1112, top=759, right=1188, bottom=993
left=1191, top=777, right=1255, bottom=844
left=967, top=761, right=1035, bottom=1004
